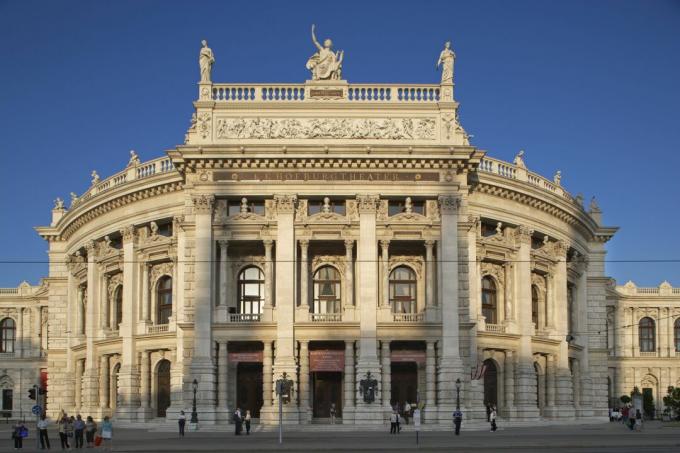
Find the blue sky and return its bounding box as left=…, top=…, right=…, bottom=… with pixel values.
left=0, top=0, right=679, bottom=287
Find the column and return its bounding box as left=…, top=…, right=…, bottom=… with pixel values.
left=381, top=341, right=391, bottom=409
left=262, top=239, right=274, bottom=321
left=141, top=263, right=150, bottom=322
left=553, top=241, right=574, bottom=417
left=100, top=275, right=110, bottom=330
left=425, top=240, right=435, bottom=308
left=545, top=354, right=556, bottom=413
left=576, top=259, right=593, bottom=415
left=380, top=240, right=390, bottom=308
left=16, top=308, right=23, bottom=358
left=299, top=341, right=310, bottom=423
left=218, top=240, right=229, bottom=320
left=82, top=241, right=100, bottom=410
left=631, top=308, right=638, bottom=356
left=467, top=219, right=479, bottom=322
left=191, top=194, right=217, bottom=420
left=504, top=350, right=515, bottom=415
left=299, top=240, right=310, bottom=311
left=425, top=341, right=436, bottom=413
left=343, top=341, right=355, bottom=422
left=436, top=195, right=463, bottom=417
left=99, top=355, right=110, bottom=409
left=262, top=341, right=273, bottom=409
left=513, top=226, right=540, bottom=418
left=504, top=263, right=514, bottom=322
left=75, top=359, right=84, bottom=410
left=217, top=341, right=228, bottom=413
left=344, top=239, right=354, bottom=309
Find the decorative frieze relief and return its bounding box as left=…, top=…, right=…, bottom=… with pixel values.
left=481, top=262, right=505, bottom=285
left=150, top=262, right=173, bottom=285
left=192, top=194, right=215, bottom=215
left=438, top=194, right=459, bottom=214
left=213, top=199, right=266, bottom=223
left=514, top=225, right=533, bottom=245
left=356, top=195, right=380, bottom=214
left=274, top=194, right=297, bottom=214
left=389, top=255, right=424, bottom=278
left=214, top=117, right=437, bottom=140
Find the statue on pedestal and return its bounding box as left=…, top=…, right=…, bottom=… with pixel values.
left=199, top=40, right=215, bottom=83
left=513, top=150, right=526, bottom=169
left=306, top=24, right=344, bottom=80
left=436, top=41, right=456, bottom=84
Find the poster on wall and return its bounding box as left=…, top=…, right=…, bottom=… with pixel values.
left=309, top=350, right=345, bottom=372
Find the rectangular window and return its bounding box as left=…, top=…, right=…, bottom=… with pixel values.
left=1, top=389, right=12, bottom=411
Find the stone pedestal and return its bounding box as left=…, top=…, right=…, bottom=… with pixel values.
left=354, top=360, right=384, bottom=424
left=115, top=365, right=140, bottom=422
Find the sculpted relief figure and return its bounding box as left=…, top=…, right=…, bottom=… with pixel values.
left=199, top=40, right=215, bottom=83
left=306, top=24, right=344, bottom=80
left=437, top=41, right=455, bottom=84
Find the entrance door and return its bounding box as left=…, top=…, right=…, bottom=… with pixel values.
left=483, top=359, right=498, bottom=407
left=312, top=372, right=342, bottom=418
left=156, top=360, right=171, bottom=417
left=390, top=362, right=417, bottom=407
left=237, top=362, right=263, bottom=417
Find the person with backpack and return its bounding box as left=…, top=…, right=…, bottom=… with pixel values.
left=11, top=421, right=27, bottom=449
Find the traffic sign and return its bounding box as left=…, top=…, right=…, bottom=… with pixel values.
left=31, top=405, right=42, bottom=415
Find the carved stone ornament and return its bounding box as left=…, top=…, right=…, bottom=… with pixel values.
left=67, top=251, right=87, bottom=275
left=312, top=256, right=346, bottom=277
left=295, top=199, right=308, bottom=222
left=389, top=256, right=423, bottom=278
left=376, top=200, right=389, bottom=220
left=514, top=225, right=533, bottom=245
left=120, top=225, right=136, bottom=242
left=107, top=273, right=123, bottom=302
left=345, top=200, right=359, bottom=221
left=150, top=262, right=173, bottom=286
left=481, top=262, right=505, bottom=285
left=192, top=194, right=215, bottom=215
left=356, top=195, right=380, bottom=214
left=438, top=195, right=459, bottom=214
left=215, top=117, right=436, bottom=140
left=198, top=112, right=211, bottom=139
left=426, top=200, right=440, bottom=221
left=274, top=194, right=297, bottom=214
left=213, top=199, right=265, bottom=223
left=531, top=273, right=546, bottom=292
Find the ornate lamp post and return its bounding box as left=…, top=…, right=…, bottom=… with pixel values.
left=190, top=378, right=199, bottom=430
left=275, top=372, right=294, bottom=444
left=455, top=378, right=461, bottom=411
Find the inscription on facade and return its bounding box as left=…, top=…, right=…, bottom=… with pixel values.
left=309, top=89, right=344, bottom=98
left=215, top=171, right=440, bottom=182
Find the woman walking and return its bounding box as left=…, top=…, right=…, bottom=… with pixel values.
left=58, top=412, right=70, bottom=450
left=73, top=414, right=85, bottom=448
left=85, top=416, right=97, bottom=447
left=178, top=410, right=186, bottom=438
left=490, top=406, right=498, bottom=432
left=38, top=414, right=51, bottom=450
left=245, top=410, right=252, bottom=435
left=100, top=416, right=113, bottom=452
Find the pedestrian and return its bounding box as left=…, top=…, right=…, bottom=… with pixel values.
left=85, top=416, right=97, bottom=447
left=73, top=414, right=85, bottom=448
left=67, top=416, right=75, bottom=446
left=178, top=410, right=186, bottom=438
left=245, top=410, right=251, bottom=435
left=403, top=402, right=411, bottom=424
left=100, top=416, right=113, bottom=452
left=490, top=406, right=497, bottom=432
left=330, top=403, right=336, bottom=425
left=37, top=414, right=51, bottom=450
left=486, top=403, right=491, bottom=422
left=621, top=405, right=629, bottom=426
left=11, top=420, right=26, bottom=449
left=396, top=411, right=401, bottom=433
left=453, top=409, right=463, bottom=435
left=58, top=412, right=70, bottom=450
left=389, top=411, right=397, bottom=434
left=634, top=409, right=643, bottom=431
left=233, top=408, right=242, bottom=435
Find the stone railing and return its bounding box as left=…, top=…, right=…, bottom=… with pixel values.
left=72, top=156, right=176, bottom=209
left=392, top=313, right=424, bottom=323
left=147, top=324, right=169, bottom=334
left=229, top=313, right=261, bottom=323
left=617, top=281, right=679, bottom=297
left=310, top=313, right=343, bottom=323
left=0, top=288, right=19, bottom=295
left=638, top=351, right=658, bottom=357
left=0, top=352, right=15, bottom=359
left=478, top=156, right=577, bottom=205
left=210, top=83, right=441, bottom=103
left=484, top=323, right=506, bottom=334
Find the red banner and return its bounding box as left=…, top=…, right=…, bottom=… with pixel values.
left=228, top=351, right=263, bottom=363
left=309, top=350, right=345, bottom=372
left=391, top=350, right=426, bottom=365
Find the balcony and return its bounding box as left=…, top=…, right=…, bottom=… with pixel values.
left=484, top=323, right=507, bottom=334
left=146, top=324, right=169, bottom=334
left=229, top=313, right=261, bottom=323
left=0, top=352, right=15, bottom=359
left=638, top=351, right=657, bottom=357
left=310, top=313, right=342, bottom=323
left=392, top=313, right=424, bottom=323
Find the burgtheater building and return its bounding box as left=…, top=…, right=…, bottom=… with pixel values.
left=1, top=34, right=679, bottom=425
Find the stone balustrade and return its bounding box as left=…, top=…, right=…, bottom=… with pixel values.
left=392, top=313, right=424, bottom=323
left=310, top=313, right=343, bottom=322
left=146, top=324, right=169, bottom=334
left=484, top=323, right=506, bottom=334
left=617, top=280, right=680, bottom=296
left=228, top=313, right=261, bottom=323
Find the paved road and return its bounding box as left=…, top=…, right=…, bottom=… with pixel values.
left=0, top=421, right=678, bottom=452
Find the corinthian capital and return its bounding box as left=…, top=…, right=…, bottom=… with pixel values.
left=120, top=225, right=136, bottom=242
left=273, top=194, right=297, bottom=214
left=437, top=194, right=460, bottom=214
left=192, top=194, right=215, bottom=215
left=553, top=240, right=568, bottom=259
left=514, top=225, right=534, bottom=245
left=356, top=194, right=380, bottom=213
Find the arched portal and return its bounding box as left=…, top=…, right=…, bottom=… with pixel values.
left=110, top=363, right=121, bottom=411
left=156, top=359, right=171, bottom=417
left=483, top=359, right=498, bottom=408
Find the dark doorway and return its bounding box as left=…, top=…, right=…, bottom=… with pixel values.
left=312, top=372, right=342, bottom=418
left=1, top=389, right=12, bottom=412
left=237, top=362, right=263, bottom=417
left=391, top=362, right=418, bottom=407
left=483, top=359, right=498, bottom=407
left=156, top=359, right=171, bottom=417
left=642, top=388, right=654, bottom=419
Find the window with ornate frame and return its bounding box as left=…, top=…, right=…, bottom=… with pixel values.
left=390, top=266, right=417, bottom=314
left=639, top=317, right=656, bottom=353
left=156, top=276, right=172, bottom=325
left=481, top=276, right=497, bottom=324
left=238, top=266, right=264, bottom=315
left=0, top=318, right=16, bottom=353
left=313, top=266, right=341, bottom=314
left=531, top=285, right=540, bottom=328
left=674, top=318, right=680, bottom=352
left=114, top=285, right=123, bottom=329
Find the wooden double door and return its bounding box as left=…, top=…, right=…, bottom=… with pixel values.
left=237, top=362, right=263, bottom=417
left=312, top=372, right=342, bottom=418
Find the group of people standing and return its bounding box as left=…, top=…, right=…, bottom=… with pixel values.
left=232, top=408, right=252, bottom=435
left=11, top=411, right=112, bottom=450
left=618, top=405, right=644, bottom=431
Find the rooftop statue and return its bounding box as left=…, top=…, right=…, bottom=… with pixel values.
left=306, top=24, right=344, bottom=81
left=436, top=41, right=456, bottom=84
left=199, top=40, right=215, bottom=83
left=513, top=150, right=526, bottom=169
left=128, top=150, right=140, bottom=167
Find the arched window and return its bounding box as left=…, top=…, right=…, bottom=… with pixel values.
left=531, top=285, right=540, bottom=327
left=156, top=276, right=173, bottom=325
left=639, top=317, right=656, bottom=353
left=238, top=266, right=264, bottom=315
left=674, top=318, right=680, bottom=352
left=390, top=266, right=417, bottom=314
left=0, top=318, right=15, bottom=353
left=313, top=266, right=341, bottom=314
left=114, top=285, right=123, bottom=329
left=481, top=276, right=497, bottom=324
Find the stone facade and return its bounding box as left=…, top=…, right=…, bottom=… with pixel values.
left=0, top=39, right=676, bottom=425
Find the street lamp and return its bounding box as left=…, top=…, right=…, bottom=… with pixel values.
left=455, top=378, right=461, bottom=411
left=190, top=378, right=199, bottom=430
left=275, top=372, right=294, bottom=445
